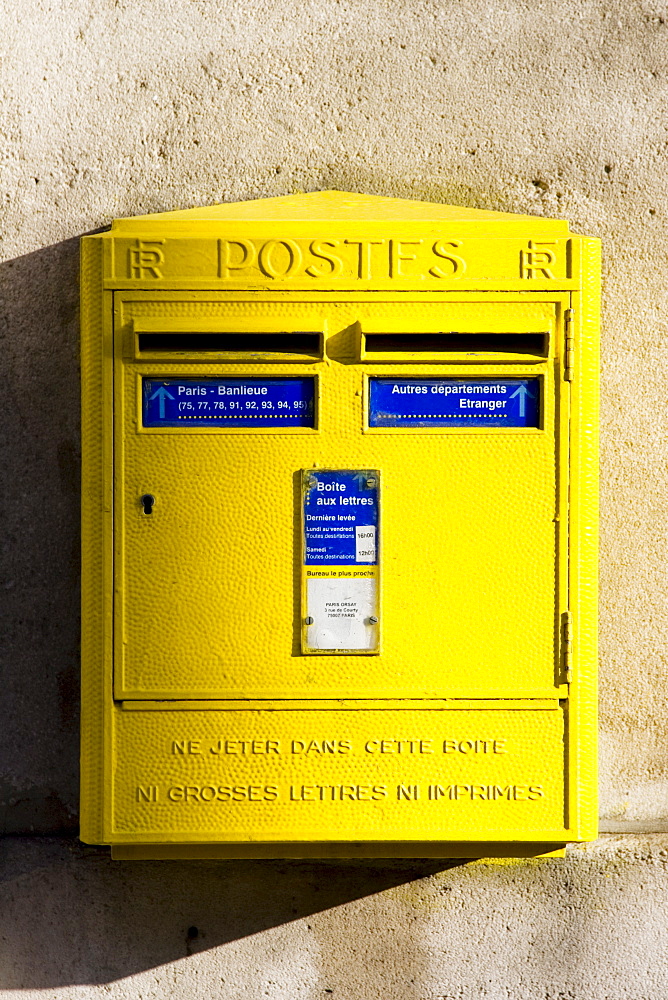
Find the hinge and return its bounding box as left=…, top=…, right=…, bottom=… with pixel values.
left=561, top=610, right=573, bottom=683
left=564, top=308, right=575, bottom=381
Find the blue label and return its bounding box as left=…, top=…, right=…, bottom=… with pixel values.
left=368, top=378, right=540, bottom=428
left=142, top=377, right=315, bottom=427
left=304, top=470, right=379, bottom=565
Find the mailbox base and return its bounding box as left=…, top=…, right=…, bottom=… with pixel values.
left=88, top=702, right=582, bottom=854
left=110, top=843, right=567, bottom=860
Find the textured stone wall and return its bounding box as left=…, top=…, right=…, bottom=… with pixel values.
left=2, top=1, right=668, bottom=996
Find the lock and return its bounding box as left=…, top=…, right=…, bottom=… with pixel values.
left=139, top=494, right=155, bottom=515
left=80, top=191, right=600, bottom=859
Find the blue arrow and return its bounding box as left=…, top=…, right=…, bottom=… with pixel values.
left=149, top=385, right=174, bottom=419
left=509, top=383, right=533, bottom=418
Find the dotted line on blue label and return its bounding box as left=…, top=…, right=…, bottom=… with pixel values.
left=177, top=413, right=304, bottom=419
left=388, top=413, right=509, bottom=419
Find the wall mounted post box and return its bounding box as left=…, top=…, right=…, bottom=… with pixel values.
left=80, top=191, right=600, bottom=859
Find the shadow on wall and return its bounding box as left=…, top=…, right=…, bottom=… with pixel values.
left=0, top=838, right=456, bottom=987
left=0, top=235, right=107, bottom=835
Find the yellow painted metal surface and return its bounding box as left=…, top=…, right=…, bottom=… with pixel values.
left=111, top=707, right=564, bottom=843
left=80, top=191, right=600, bottom=857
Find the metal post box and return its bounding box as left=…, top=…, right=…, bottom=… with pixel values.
left=80, top=191, right=600, bottom=859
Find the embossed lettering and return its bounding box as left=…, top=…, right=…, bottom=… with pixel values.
left=291, top=739, right=351, bottom=754
left=219, top=238, right=256, bottom=278
left=442, top=739, right=507, bottom=754
left=289, top=784, right=387, bottom=801
left=136, top=785, right=158, bottom=802
left=171, top=740, right=202, bottom=755
left=520, top=240, right=556, bottom=279
left=129, top=240, right=165, bottom=279
left=305, top=240, right=344, bottom=277
left=449, top=784, right=472, bottom=800
left=344, top=239, right=384, bottom=279
left=397, top=784, right=420, bottom=800
left=167, top=784, right=279, bottom=802
left=209, top=739, right=281, bottom=755
left=258, top=239, right=302, bottom=278
left=429, top=239, right=466, bottom=277
left=389, top=240, right=423, bottom=278
left=443, top=784, right=544, bottom=801
left=489, top=785, right=513, bottom=800
left=213, top=235, right=475, bottom=281
left=365, top=739, right=433, bottom=754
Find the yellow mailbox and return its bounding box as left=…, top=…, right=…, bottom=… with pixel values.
left=80, top=191, right=600, bottom=859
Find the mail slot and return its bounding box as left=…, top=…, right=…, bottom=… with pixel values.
left=80, top=191, right=600, bottom=858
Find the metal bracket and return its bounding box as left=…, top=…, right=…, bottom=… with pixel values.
left=564, top=308, right=575, bottom=381
left=562, top=610, right=573, bottom=683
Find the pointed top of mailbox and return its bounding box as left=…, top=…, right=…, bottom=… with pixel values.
left=111, top=190, right=570, bottom=236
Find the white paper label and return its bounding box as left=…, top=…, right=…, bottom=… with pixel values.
left=306, top=577, right=377, bottom=650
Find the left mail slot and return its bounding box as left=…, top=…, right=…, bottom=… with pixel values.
left=142, top=377, right=316, bottom=428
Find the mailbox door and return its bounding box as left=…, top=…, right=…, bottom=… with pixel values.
left=114, top=292, right=569, bottom=701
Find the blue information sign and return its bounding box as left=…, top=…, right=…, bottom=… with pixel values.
left=303, top=470, right=379, bottom=565
left=368, top=378, right=540, bottom=428
left=142, top=377, right=315, bottom=427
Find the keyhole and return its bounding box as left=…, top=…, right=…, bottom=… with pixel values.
left=140, top=494, right=155, bottom=515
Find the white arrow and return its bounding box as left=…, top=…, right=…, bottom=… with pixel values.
left=149, top=385, right=175, bottom=419
left=509, top=384, right=533, bottom=418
